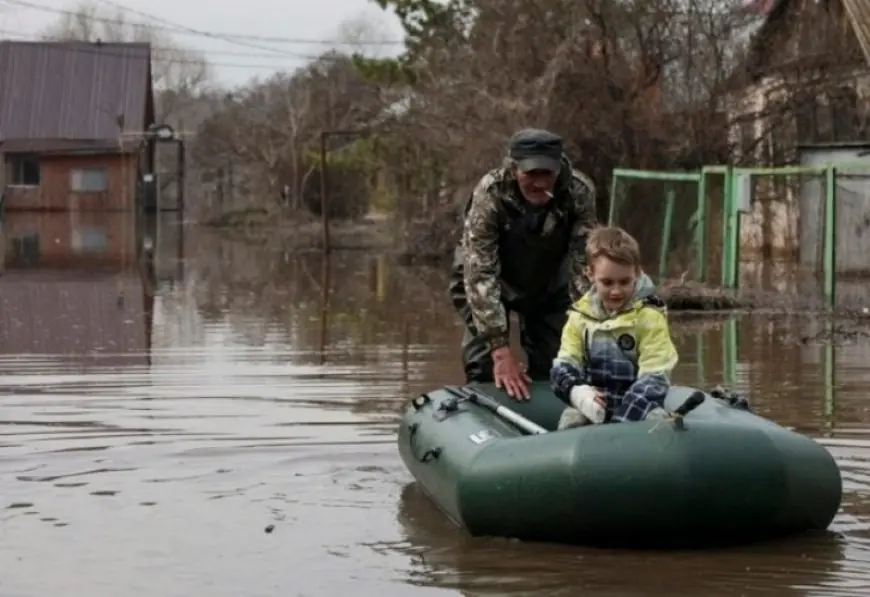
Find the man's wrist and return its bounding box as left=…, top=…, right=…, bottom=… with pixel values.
left=489, top=334, right=510, bottom=354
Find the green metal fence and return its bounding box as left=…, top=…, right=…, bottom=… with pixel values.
left=608, top=169, right=705, bottom=283
left=608, top=166, right=736, bottom=286
left=692, top=317, right=737, bottom=388
left=692, top=317, right=834, bottom=433
left=609, top=165, right=843, bottom=308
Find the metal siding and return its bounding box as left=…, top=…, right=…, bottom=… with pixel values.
left=0, top=41, right=151, bottom=147
left=799, top=146, right=870, bottom=275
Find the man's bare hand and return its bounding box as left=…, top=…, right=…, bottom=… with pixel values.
left=492, top=347, right=532, bottom=400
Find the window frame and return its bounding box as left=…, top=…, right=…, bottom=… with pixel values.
left=70, top=168, right=109, bottom=193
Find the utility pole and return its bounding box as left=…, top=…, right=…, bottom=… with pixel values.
left=318, top=128, right=369, bottom=253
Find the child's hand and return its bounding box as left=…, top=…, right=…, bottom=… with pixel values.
left=569, top=385, right=606, bottom=424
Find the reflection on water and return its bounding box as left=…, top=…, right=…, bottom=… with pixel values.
left=387, top=483, right=856, bottom=597
left=1, top=217, right=870, bottom=595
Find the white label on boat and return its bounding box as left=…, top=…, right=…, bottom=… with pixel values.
left=469, top=429, right=497, bottom=444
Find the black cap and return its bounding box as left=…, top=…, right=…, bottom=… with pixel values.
left=508, top=128, right=563, bottom=173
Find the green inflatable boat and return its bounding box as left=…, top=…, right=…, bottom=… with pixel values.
left=397, top=382, right=842, bottom=548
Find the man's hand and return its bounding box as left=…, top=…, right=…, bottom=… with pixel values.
left=492, top=346, right=531, bottom=400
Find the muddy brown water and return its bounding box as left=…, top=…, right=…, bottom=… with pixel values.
left=2, top=215, right=870, bottom=596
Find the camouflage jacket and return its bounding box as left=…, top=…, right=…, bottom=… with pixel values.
left=460, top=156, right=598, bottom=346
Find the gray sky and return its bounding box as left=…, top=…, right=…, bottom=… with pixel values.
left=0, top=0, right=406, bottom=86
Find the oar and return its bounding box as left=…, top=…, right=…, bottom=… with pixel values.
left=449, top=386, right=706, bottom=434
left=446, top=386, right=548, bottom=434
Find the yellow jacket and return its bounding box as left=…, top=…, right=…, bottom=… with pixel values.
left=551, top=274, right=679, bottom=422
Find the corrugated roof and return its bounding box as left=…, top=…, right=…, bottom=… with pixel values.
left=0, top=41, right=153, bottom=152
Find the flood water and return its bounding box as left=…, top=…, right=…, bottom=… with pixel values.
left=2, top=212, right=870, bottom=596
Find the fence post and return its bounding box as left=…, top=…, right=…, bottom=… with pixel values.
left=607, top=174, right=618, bottom=225
left=823, top=320, right=835, bottom=434
left=823, top=165, right=836, bottom=309
left=319, top=132, right=331, bottom=254
left=721, top=167, right=740, bottom=289
left=658, top=184, right=675, bottom=281
left=720, top=168, right=731, bottom=287
left=695, top=171, right=708, bottom=282
left=723, top=317, right=738, bottom=388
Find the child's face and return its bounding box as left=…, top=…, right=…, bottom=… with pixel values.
left=586, top=256, right=638, bottom=312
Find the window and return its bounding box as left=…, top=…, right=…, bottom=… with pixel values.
left=71, top=228, right=108, bottom=253
left=830, top=87, right=859, bottom=142
left=794, top=95, right=818, bottom=144
left=7, top=154, right=41, bottom=186
left=739, top=120, right=756, bottom=161
left=70, top=168, right=108, bottom=192
left=9, top=232, right=40, bottom=266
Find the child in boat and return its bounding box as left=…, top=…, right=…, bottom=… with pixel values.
left=550, top=226, right=679, bottom=429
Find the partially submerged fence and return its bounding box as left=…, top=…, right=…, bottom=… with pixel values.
left=693, top=317, right=835, bottom=430
left=608, top=164, right=854, bottom=308
left=607, top=167, right=729, bottom=285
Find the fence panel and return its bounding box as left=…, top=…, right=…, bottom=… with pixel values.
left=609, top=169, right=720, bottom=284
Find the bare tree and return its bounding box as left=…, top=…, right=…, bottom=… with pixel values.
left=349, top=0, right=792, bottom=259
left=192, top=14, right=398, bottom=220
left=332, top=10, right=398, bottom=59
left=40, top=1, right=211, bottom=105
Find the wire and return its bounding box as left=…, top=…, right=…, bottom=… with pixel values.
left=0, top=28, right=359, bottom=67
left=87, top=0, right=338, bottom=60
left=1, top=0, right=405, bottom=45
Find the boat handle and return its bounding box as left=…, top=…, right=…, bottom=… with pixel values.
left=407, top=422, right=442, bottom=463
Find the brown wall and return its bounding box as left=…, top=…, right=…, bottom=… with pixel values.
left=2, top=211, right=139, bottom=269
left=3, top=153, right=137, bottom=211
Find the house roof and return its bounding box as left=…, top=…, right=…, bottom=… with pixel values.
left=744, top=0, right=870, bottom=78
left=0, top=41, right=154, bottom=153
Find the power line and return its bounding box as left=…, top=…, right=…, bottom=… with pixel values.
left=1, top=0, right=405, bottom=45
left=87, top=0, right=334, bottom=60
left=0, top=28, right=354, bottom=67
left=0, top=29, right=375, bottom=68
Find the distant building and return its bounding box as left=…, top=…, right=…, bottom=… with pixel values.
left=723, top=0, right=870, bottom=259
left=0, top=40, right=155, bottom=211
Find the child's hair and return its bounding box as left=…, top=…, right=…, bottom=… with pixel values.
left=586, top=226, right=642, bottom=268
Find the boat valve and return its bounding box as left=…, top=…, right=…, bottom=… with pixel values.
left=411, top=393, right=431, bottom=411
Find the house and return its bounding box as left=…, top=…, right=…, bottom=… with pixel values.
left=729, top=0, right=870, bottom=156
left=2, top=211, right=140, bottom=270
left=724, top=0, right=870, bottom=258
left=0, top=40, right=155, bottom=212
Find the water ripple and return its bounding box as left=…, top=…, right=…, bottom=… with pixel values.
left=2, top=245, right=870, bottom=595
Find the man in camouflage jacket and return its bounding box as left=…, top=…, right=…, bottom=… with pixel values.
left=449, top=128, right=599, bottom=399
